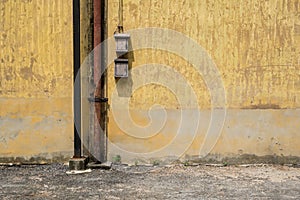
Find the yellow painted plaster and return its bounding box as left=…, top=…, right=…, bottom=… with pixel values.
left=107, top=0, right=300, bottom=109
left=106, top=0, right=300, bottom=162
left=0, top=0, right=92, bottom=160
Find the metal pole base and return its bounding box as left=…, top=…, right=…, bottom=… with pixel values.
left=69, top=157, right=88, bottom=170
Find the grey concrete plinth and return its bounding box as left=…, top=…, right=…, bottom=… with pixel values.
left=69, top=157, right=88, bottom=170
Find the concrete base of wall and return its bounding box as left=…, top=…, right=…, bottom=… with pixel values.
left=107, top=108, right=300, bottom=165
left=187, top=154, right=300, bottom=165
left=0, top=151, right=72, bottom=164
left=0, top=97, right=73, bottom=164
left=1, top=108, right=299, bottom=165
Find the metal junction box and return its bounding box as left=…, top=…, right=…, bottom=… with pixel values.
left=114, top=58, right=128, bottom=78
left=114, top=33, right=130, bottom=54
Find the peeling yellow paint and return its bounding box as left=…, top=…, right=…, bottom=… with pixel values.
left=0, top=0, right=73, bottom=98
left=107, top=0, right=300, bottom=109
left=0, top=0, right=299, bottom=162
left=106, top=0, right=300, bottom=162
left=0, top=0, right=92, bottom=160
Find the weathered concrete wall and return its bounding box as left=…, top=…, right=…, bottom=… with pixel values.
left=106, top=0, right=300, bottom=164
left=0, top=0, right=299, bottom=164
left=0, top=0, right=92, bottom=163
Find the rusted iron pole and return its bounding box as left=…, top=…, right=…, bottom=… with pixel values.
left=93, top=0, right=106, bottom=162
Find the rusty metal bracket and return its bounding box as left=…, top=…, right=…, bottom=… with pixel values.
left=88, top=97, right=108, bottom=103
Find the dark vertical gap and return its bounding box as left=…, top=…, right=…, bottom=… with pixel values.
left=73, top=0, right=81, bottom=158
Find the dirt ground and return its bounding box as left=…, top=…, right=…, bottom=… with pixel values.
left=0, top=163, right=299, bottom=199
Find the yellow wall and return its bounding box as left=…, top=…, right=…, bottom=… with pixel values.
left=107, top=0, right=300, bottom=109
left=0, top=0, right=299, bottom=163
left=0, top=0, right=92, bottom=162
left=106, top=0, right=300, bottom=163
left=0, top=0, right=73, bottom=98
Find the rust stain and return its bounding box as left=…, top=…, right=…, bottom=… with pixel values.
left=242, top=104, right=281, bottom=109
left=20, top=67, right=33, bottom=80
left=295, top=24, right=300, bottom=35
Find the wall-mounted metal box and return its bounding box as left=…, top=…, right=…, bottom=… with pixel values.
left=114, top=33, right=130, bottom=54
left=114, top=58, right=128, bottom=78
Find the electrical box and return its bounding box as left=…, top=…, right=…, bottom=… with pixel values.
left=114, top=33, right=130, bottom=54
left=114, top=58, right=128, bottom=78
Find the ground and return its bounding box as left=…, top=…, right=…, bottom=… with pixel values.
left=0, top=163, right=299, bottom=199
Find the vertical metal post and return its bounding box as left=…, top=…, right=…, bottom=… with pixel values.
left=73, top=0, right=81, bottom=158
left=93, top=0, right=107, bottom=162
left=118, top=0, right=123, bottom=32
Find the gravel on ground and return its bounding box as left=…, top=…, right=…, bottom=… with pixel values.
left=0, top=163, right=299, bottom=199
